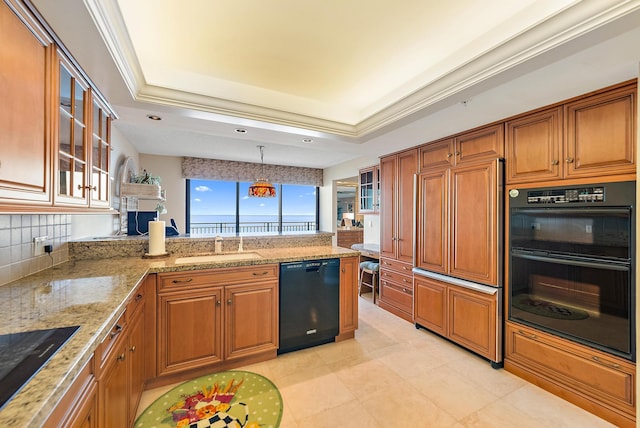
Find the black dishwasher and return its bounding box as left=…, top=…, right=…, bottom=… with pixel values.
left=279, top=258, right=340, bottom=354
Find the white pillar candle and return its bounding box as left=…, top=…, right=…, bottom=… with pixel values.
left=148, top=220, right=166, bottom=255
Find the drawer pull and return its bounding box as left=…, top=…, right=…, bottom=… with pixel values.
left=403, top=278, right=410, bottom=283
left=135, top=293, right=143, bottom=302
left=252, top=271, right=270, bottom=276
left=518, top=330, right=536, bottom=340
left=110, top=323, right=123, bottom=339
left=216, top=300, right=221, bottom=306
left=117, top=353, right=126, bottom=362
left=592, top=356, right=620, bottom=369
left=402, top=288, right=408, bottom=293
left=172, top=278, right=193, bottom=284
left=227, top=299, right=232, bottom=304
left=130, top=345, right=136, bottom=353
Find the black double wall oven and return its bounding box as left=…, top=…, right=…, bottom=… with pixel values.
left=508, top=181, right=635, bottom=361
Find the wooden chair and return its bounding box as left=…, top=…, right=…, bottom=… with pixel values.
left=359, top=261, right=379, bottom=303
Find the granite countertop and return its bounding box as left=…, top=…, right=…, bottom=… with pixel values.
left=0, top=245, right=359, bottom=427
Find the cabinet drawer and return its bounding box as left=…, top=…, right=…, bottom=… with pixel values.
left=126, top=283, right=146, bottom=317
left=379, top=258, right=413, bottom=275
left=505, top=322, right=634, bottom=410
left=380, top=268, right=413, bottom=288
left=96, top=312, right=126, bottom=371
left=379, top=278, right=413, bottom=312
left=158, top=264, right=279, bottom=291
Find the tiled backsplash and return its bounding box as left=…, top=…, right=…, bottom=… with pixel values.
left=0, top=214, right=71, bottom=286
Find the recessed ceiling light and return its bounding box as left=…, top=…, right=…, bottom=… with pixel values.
left=302, top=138, right=314, bottom=143
left=146, top=114, right=162, bottom=120
left=235, top=128, right=248, bottom=133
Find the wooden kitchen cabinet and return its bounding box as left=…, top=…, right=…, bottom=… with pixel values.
left=378, top=148, right=417, bottom=321
left=416, top=159, right=502, bottom=286
left=44, top=357, right=97, bottom=428
left=505, top=81, right=636, bottom=184
left=419, top=123, right=504, bottom=172
left=505, top=321, right=635, bottom=427
left=157, top=265, right=279, bottom=377
left=380, top=149, right=417, bottom=263
left=225, top=281, right=278, bottom=360
left=565, top=81, right=636, bottom=179
left=157, top=287, right=223, bottom=375
left=414, top=274, right=501, bottom=364
left=95, top=279, right=149, bottom=428
left=378, top=257, right=414, bottom=322
left=505, top=107, right=563, bottom=184
left=338, top=256, right=358, bottom=340
left=358, top=165, right=379, bottom=213
left=0, top=0, right=54, bottom=207
left=54, top=52, right=114, bottom=209
left=1, top=0, right=115, bottom=212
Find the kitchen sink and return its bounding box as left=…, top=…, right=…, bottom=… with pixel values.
left=174, top=252, right=263, bottom=264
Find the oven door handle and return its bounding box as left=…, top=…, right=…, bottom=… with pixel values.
left=512, top=251, right=629, bottom=271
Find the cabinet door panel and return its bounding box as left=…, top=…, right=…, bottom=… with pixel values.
left=419, top=138, right=454, bottom=171
left=158, top=289, right=222, bottom=374
left=0, top=1, right=52, bottom=204
left=505, top=107, right=562, bottom=183
left=455, top=123, right=504, bottom=165
left=379, top=155, right=397, bottom=259
left=339, top=257, right=358, bottom=335
left=128, top=307, right=145, bottom=427
left=450, top=160, right=500, bottom=286
left=414, top=277, right=447, bottom=336
left=448, top=286, right=496, bottom=360
left=225, top=283, right=278, bottom=360
left=416, top=168, right=448, bottom=273
left=565, top=85, right=636, bottom=178
left=100, top=343, right=128, bottom=428
left=396, top=149, right=418, bottom=263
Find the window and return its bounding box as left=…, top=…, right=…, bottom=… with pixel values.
left=187, top=179, right=318, bottom=235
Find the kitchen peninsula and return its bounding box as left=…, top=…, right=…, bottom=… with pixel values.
left=0, top=233, right=359, bottom=427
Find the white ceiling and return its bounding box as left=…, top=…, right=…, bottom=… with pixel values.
left=30, top=0, right=640, bottom=169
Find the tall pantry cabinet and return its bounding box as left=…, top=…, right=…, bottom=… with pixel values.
left=378, top=149, right=418, bottom=322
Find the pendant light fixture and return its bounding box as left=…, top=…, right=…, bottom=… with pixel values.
left=248, top=145, right=276, bottom=197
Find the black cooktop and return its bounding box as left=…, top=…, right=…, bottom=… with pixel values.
left=0, top=325, right=80, bottom=410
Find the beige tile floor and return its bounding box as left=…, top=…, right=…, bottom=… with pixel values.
left=136, top=293, right=615, bottom=427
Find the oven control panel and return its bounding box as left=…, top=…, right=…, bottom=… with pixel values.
left=526, top=186, right=605, bottom=204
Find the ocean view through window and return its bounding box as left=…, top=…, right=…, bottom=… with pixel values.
left=187, top=179, right=319, bottom=235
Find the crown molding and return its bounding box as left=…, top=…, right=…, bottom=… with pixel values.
left=84, top=0, right=640, bottom=139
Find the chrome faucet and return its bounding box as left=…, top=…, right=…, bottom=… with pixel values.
left=214, top=236, right=223, bottom=253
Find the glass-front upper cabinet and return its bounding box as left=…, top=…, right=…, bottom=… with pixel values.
left=55, top=50, right=113, bottom=208
left=358, top=165, right=379, bottom=213
left=91, top=96, right=111, bottom=207
left=56, top=54, right=89, bottom=205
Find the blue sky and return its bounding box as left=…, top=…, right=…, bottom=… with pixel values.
left=190, top=179, right=316, bottom=216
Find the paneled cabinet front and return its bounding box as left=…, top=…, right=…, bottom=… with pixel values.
left=416, top=159, right=502, bottom=286
left=158, top=288, right=224, bottom=375
left=0, top=0, right=54, bottom=206
left=0, top=0, right=114, bottom=211
left=156, top=265, right=279, bottom=377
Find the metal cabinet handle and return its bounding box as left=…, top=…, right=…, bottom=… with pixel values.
left=565, top=157, right=574, bottom=163
left=592, top=356, right=620, bottom=369
left=216, top=300, right=221, bottom=306
left=252, top=271, right=269, bottom=276
left=454, top=151, right=460, bottom=156
left=227, top=299, right=232, bottom=304
left=110, top=323, right=123, bottom=339
left=446, top=153, right=453, bottom=158
left=135, top=293, right=143, bottom=302
left=77, top=184, right=97, bottom=191
left=130, top=346, right=136, bottom=353
left=117, top=353, right=126, bottom=361
left=172, top=278, right=193, bottom=284
left=551, top=159, right=559, bottom=166
left=518, top=330, right=536, bottom=340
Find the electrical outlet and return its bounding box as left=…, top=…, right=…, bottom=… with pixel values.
left=33, top=236, right=48, bottom=256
